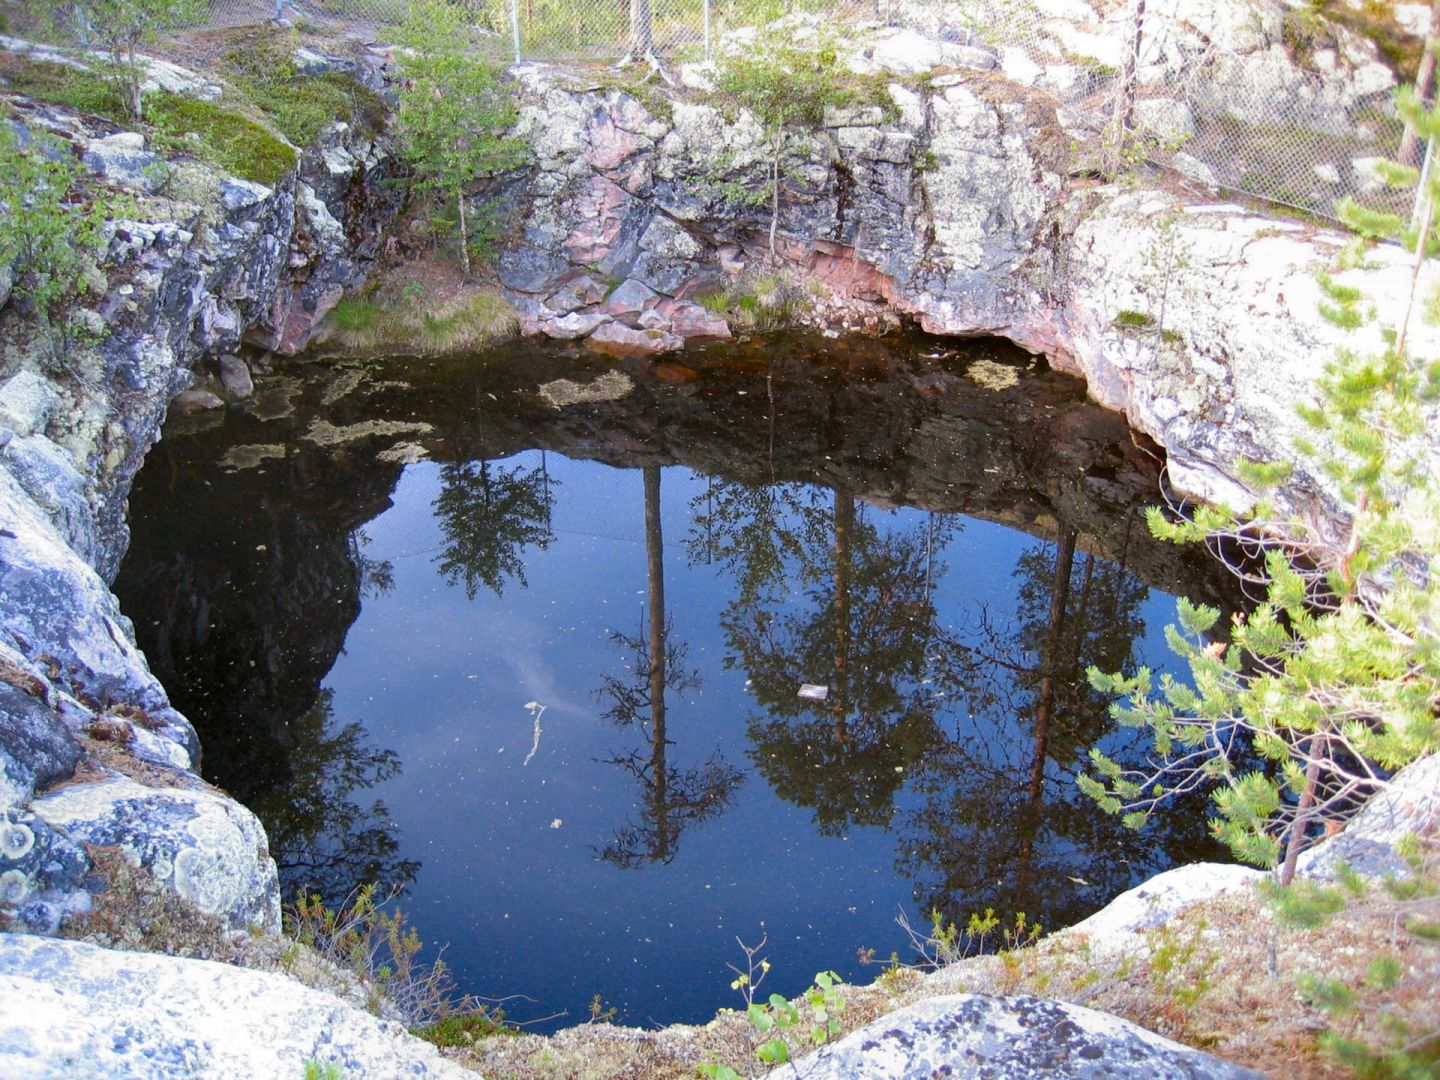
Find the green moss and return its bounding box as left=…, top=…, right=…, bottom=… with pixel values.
left=1113, top=309, right=1154, bottom=330
left=412, top=1011, right=515, bottom=1047
left=0, top=57, right=127, bottom=120
left=221, top=29, right=388, bottom=146
left=147, top=93, right=297, bottom=185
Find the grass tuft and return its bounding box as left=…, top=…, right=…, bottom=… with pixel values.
left=328, top=283, right=517, bottom=355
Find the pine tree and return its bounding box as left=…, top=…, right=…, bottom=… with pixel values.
left=1078, top=81, right=1440, bottom=886
left=392, top=1, right=527, bottom=276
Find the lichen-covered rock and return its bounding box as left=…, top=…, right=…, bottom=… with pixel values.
left=492, top=59, right=1438, bottom=540
left=794, top=994, right=1266, bottom=1078
left=0, top=40, right=402, bottom=939
left=31, top=775, right=279, bottom=932
left=1062, top=863, right=1263, bottom=951
left=0, top=934, right=473, bottom=1079
left=1298, top=752, right=1440, bottom=883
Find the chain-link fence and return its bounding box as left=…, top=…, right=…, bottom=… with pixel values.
left=17, top=0, right=1428, bottom=224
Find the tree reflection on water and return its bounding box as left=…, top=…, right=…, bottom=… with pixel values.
left=698, top=482, right=1220, bottom=932
left=595, top=466, right=744, bottom=869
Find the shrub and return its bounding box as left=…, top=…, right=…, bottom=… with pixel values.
left=0, top=125, right=117, bottom=359
left=63, top=0, right=204, bottom=120
left=392, top=0, right=527, bottom=275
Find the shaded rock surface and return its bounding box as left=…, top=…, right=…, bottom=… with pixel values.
left=0, top=934, right=470, bottom=1079
left=0, top=40, right=401, bottom=938
left=491, top=64, right=1438, bottom=540
left=794, top=993, right=1267, bottom=1078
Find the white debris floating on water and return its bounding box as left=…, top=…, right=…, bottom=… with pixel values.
left=797, top=684, right=829, bottom=701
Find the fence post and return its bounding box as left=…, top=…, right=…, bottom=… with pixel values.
left=511, top=0, right=522, bottom=64
left=1413, top=134, right=1436, bottom=235
left=704, top=0, right=712, bottom=63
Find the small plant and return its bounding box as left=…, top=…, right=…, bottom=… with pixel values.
left=285, top=884, right=508, bottom=1040
left=697, top=270, right=808, bottom=331
left=1112, top=309, right=1153, bottom=330
left=701, top=939, right=848, bottom=1077
left=302, top=1062, right=343, bottom=1080
left=0, top=126, right=119, bottom=360
left=63, top=0, right=205, bottom=120
left=896, top=906, right=1041, bottom=969
left=587, top=994, right=618, bottom=1024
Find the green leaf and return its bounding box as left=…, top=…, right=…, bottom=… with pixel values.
left=756, top=1037, right=790, bottom=1064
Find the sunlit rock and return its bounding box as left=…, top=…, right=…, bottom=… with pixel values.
left=794, top=994, right=1266, bottom=1078
left=0, top=935, right=471, bottom=1079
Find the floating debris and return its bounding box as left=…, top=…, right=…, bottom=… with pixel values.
left=523, top=700, right=547, bottom=766
left=797, top=684, right=829, bottom=701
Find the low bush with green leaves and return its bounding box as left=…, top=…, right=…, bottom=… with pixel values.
left=700, top=938, right=848, bottom=1078
left=220, top=30, right=388, bottom=147
left=392, top=0, right=527, bottom=275
left=0, top=125, right=119, bottom=360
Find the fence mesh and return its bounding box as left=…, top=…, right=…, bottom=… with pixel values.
left=18, top=0, right=1428, bottom=223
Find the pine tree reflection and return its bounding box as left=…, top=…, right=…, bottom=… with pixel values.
left=250, top=688, right=420, bottom=907
left=433, top=458, right=556, bottom=599
left=710, top=485, right=954, bottom=834
left=899, top=524, right=1220, bottom=929
left=595, top=467, right=744, bottom=868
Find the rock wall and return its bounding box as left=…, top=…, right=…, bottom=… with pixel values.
left=0, top=59, right=401, bottom=935
left=491, top=62, right=1440, bottom=539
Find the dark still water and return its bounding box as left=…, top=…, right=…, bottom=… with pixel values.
left=115, top=333, right=1235, bottom=1030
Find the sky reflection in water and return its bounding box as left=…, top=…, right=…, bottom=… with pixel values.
left=116, top=335, right=1233, bottom=1029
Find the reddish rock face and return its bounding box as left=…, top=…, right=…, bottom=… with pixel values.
left=586, top=322, right=682, bottom=357
left=563, top=177, right=632, bottom=265
left=665, top=302, right=731, bottom=340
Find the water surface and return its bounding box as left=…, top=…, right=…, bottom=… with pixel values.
left=116, top=333, right=1236, bottom=1029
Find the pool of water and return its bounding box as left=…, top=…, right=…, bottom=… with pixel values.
left=115, top=332, right=1236, bottom=1029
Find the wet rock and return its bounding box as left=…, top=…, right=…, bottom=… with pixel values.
left=666, top=301, right=731, bottom=339
left=171, top=388, right=225, bottom=414
left=604, top=278, right=662, bottom=317
left=541, top=311, right=611, bottom=339
left=795, top=994, right=1266, bottom=1078
left=586, top=322, right=683, bottom=356
left=0, top=934, right=473, bottom=1079
left=217, top=356, right=253, bottom=399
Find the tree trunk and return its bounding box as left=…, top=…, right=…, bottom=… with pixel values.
left=1279, top=732, right=1324, bottom=886
left=1104, top=0, right=1146, bottom=175
left=644, top=465, right=670, bottom=860
left=831, top=490, right=854, bottom=746
left=456, top=189, right=471, bottom=278
left=1014, top=528, right=1077, bottom=902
